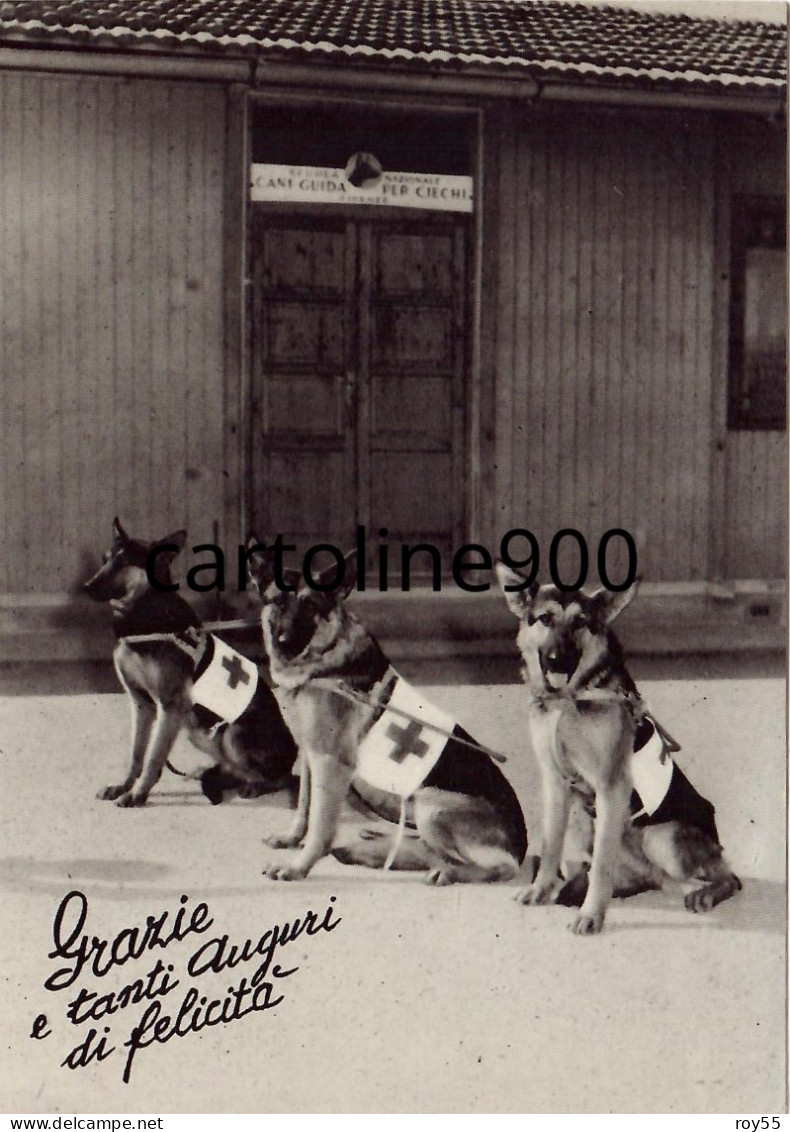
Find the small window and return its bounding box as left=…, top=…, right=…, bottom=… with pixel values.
left=728, top=196, right=787, bottom=430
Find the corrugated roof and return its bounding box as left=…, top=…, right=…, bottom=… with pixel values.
left=0, top=0, right=785, bottom=93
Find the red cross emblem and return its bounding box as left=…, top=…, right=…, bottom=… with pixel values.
left=385, top=719, right=429, bottom=763
left=222, top=654, right=251, bottom=690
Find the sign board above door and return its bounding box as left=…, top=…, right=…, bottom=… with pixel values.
left=251, top=163, right=473, bottom=213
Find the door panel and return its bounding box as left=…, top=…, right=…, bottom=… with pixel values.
left=372, top=305, right=453, bottom=366
left=265, top=451, right=351, bottom=542
left=265, top=302, right=345, bottom=368
left=376, top=232, right=455, bottom=293
left=250, top=210, right=467, bottom=565
left=372, top=377, right=452, bottom=440
left=367, top=220, right=466, bottom=561
left=250, top=214, right=356, bottom=547
left=370, top=453, right=454, bottom=535
left=261, top=226, right=347, bottom=291
left=264, top=376, right=344, bottom=436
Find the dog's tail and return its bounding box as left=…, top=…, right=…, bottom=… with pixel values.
left=331, top=827, right=432, bottom=871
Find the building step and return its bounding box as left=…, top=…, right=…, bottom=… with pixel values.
left=0, top=584, right=784, bottom=665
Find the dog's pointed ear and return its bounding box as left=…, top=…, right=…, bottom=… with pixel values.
left=309, top=549, right=358, bottom=602
left=244, top=534, right=275, bottom=588
left=147, top=531, right=187, bottom=586
left=244, top=533, right=268, bottom=562
left=495, top=561, right=539, bottom=617
left=588, top=578, right=641, bottom=625
left=157, top=529, right=187, bottom=555
left=337, top=548, right=358, bottom=600
left=112, top=516, right=129, bottom=543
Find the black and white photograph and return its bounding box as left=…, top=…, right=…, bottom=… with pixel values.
left=0, top=0, right=786, bottom=1116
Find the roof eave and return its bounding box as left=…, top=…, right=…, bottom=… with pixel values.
left=248, top=50, right=788, bottom=116
left=0, top=31, right=784, bottom=117
left=536, top=74, right=786, bottom=115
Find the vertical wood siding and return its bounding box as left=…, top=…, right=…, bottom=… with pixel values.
left=483, top=106, right=721, bottom=583
left=724, top=431, right=787, bottom=578
left=0, top=73, right=227, bottom=593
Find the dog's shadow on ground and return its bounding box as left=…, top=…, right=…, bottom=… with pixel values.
left=601, top=877, right=786, bottom=937
left=0, top=856, right=783, bottom=934
left=0, top=854, right=362, bottom=901
left=0, top=856, right=299, bottom=903
left=139, top=790, right=211, bottom=806
left=0, top=856, right=176, bottom=901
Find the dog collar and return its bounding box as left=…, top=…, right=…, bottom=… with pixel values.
left=532, top=683, right=645, bottom=717
left=118, top=625, right=206, bottom=663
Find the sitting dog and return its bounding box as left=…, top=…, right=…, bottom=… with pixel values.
left=84, top=518, right=297, bottom=807
left=246, top=541, right=528, bottom=883
left=496, top=563, right=741, bottom=935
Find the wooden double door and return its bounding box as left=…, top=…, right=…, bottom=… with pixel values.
left=249, top=210, right=469, bottom=568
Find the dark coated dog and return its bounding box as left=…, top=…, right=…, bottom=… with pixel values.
left=84, top=518, right=297, bottom=807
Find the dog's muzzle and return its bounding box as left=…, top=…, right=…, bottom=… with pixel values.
left=84, top=565, right=114, bottom=602
left=541, top=640, right=581, bottom=688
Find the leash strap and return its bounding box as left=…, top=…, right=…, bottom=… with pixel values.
left=119, top=626, right=207, bottom=665
left=119, top=618, right=681, bottom=768
left=201, top=618, right=258, bottom=633
left=649, top=716, right=682, bottom=754
left=120, top=621, right=258, bottom=672
left=533, top=685, right=653, bottom=728
left=383, top=797, right=408, bottom=871
left=121, top=618, right=257, bottom=642
left=533, top=684, right=682, bottom=758
left=534, top=686, right=638, bottom=707
left=121, top=631, right=195, bottom=644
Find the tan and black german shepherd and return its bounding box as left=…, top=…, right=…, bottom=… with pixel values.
left=496, top=563, right=741, bottom=935
left=246, top=541, right=528, bottom=883
left=84, top=518, right=297, bottom=807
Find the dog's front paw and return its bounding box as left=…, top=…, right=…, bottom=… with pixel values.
left=686, top=887, right=716, bottom=913
left=684, top=874, right=742, bottom=913
left=569, top=912, right=605, bottom=935
left=263, top=832, right=304, bottom=849
left=98, top=784, right=129, bottom=801
left=425, top=867, right=458, bottom=886
left=514, top=880, right=561, bottom=905
left=114, top=790, right=148, bottom=808
left=238, top=783, right=267, bottom=800
left=262, top=862, right=307, bottom=881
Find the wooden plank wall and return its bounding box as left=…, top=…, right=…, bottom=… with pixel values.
left=482, top=104, right=720, bottom=583
left=724, top=432, right=787, bottom=578
left=0, top=72, right=228, bottom=594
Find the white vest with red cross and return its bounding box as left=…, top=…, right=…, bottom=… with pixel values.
left=629, top=717, right=675, bottom=819
left=190, top=635, right=259, bottom=723
left=355, top=676, right=456, bottom=798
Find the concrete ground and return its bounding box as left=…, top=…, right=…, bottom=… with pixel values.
left=1, top=675, right=786, bottom=1114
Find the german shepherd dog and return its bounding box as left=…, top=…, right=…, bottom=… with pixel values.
left=496, top=564, right=741, bottom=935
left=84, top=518, right=297, bottom=807
left=246, top=541, right=528, bottom=883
